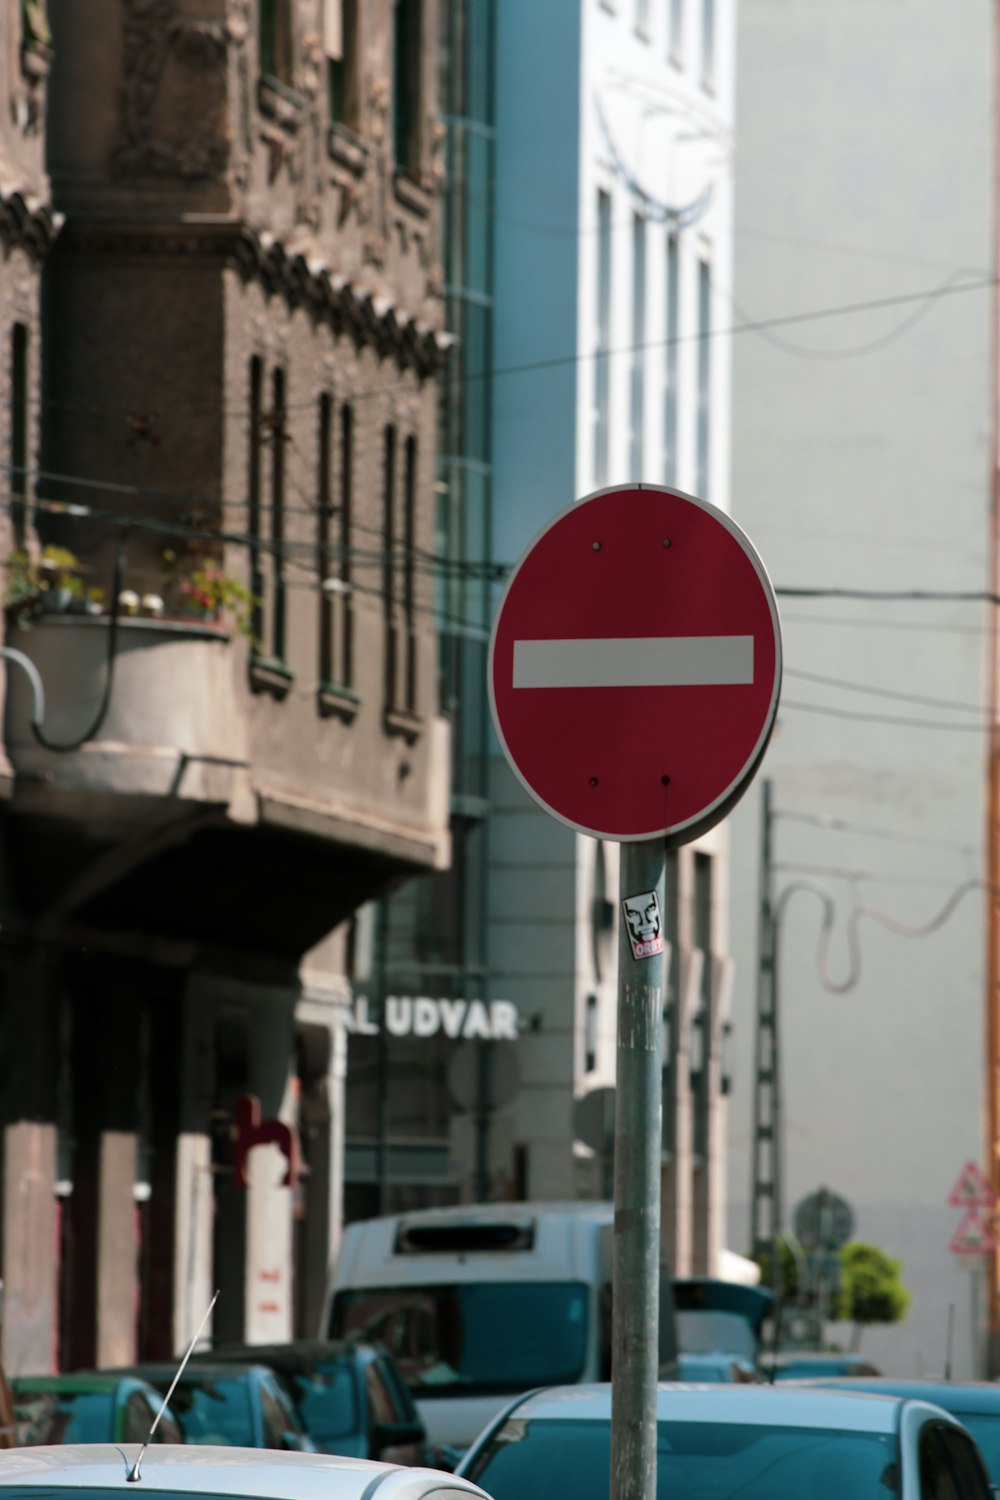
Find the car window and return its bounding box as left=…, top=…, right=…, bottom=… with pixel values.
left=919, top=1423, right=965, bottom=1500
left=123, top=1391, right=157, bottom=1444
left=260, top=1381, right=291, bottom=1449
left=377, top=1354, right=421, bottom=1423
left=932, top=1425, right=991, bottom=1500
left=464, top=1415, right=898, bottom=1500
left=167, top=1377, right=255, bottom=1445
left=332, top=1282, right=590, bottom=1394
left=365, top=1363, right=398, bottom=1431
left=280, top=1362, right=358, bottom=1444
left=956, top=1413, right=1000, bottom=1486
left=13, top=1390, right=116, bottom=1444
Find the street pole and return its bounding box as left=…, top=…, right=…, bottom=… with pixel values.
left=611, top=838, right=666, bottom=1500
left=985, top=0, right=1000, bottom=1378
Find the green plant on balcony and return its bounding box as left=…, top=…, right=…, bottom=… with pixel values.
left=3, top=545, right=97, bottom=624
left=161, top=549, right=257, bottom=639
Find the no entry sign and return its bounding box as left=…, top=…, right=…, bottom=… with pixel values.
left=489, top=483, right=782, bottom=843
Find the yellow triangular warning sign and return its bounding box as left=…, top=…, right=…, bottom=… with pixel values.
left=949, top=1208, right=996, bottom=1255
left=947, top=1160, right=994, bottom=1208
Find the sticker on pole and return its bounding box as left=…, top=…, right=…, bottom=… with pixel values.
left=488, top=484, right=782, bottom=843
left=622, top=889, right=664, bottom=961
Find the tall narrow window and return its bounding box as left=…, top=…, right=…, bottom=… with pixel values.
left=270, top=368, right=287, bottom=663
left=318, top=393, right=334, bottom=686
left=594, top=190, right=612, bottom=486
left=392, top=0, right=422, bottom=173
left=339, top=404, right=354, bottom=688
left=635, top=0, right=650, bottom=37
left=663, top=234, right=679, bottom=486
left=259, top=0, right=293, bottom=85
left=11, top=323, right=28, bottom=550
left=669, top=0, right=685, bottom=62
left=695, top=257, right=711, bottom=498
left=692, top=851, right=713, bottom=1159
left=325, top=0, right=360, bottom=129
left=402, top=436, right=418, bottom=712
left=383, top=424, right=398, bottom=705
left=248, top=357, right=264, bottom=651
left=701, top=0, right=715, bottom=88
left=629, top=212, right=646, bottom=479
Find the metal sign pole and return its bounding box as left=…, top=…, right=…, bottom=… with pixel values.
left=611, top=837, right=666, bottom=1500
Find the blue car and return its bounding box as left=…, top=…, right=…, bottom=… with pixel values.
left=103, top=1362, right=313, bottom=1451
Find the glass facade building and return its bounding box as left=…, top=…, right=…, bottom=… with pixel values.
left=343, top=0, right=496, bottom=1220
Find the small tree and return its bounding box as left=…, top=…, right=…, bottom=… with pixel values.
left=831, top=1241, right=910, bottom=1350
left=752, top=1237, right=800, bottom=1301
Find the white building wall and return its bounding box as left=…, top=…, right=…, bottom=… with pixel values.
left=728, top=0, right=992, bottom=1376
left=491, top=0, right=736, bottom=1218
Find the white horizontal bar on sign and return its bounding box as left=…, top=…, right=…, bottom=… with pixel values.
left=512, top=635, right=755, bottom=689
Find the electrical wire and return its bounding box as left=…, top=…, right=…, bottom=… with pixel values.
left=780, top=699, right=991, bottom=733
left=774, top=809, right=975, bottom=853
left=784, top=667, right=989, bottom=717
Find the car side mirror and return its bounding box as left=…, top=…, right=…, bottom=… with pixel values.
left=374, top=1419, right=425, bottom=1454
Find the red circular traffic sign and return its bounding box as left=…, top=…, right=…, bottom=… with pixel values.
left=488, top=484, right=782, bottom=843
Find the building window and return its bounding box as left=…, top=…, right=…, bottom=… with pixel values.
left=318, top=394, right=334, bottom=685
left=663, top=234, right=679, bottom=486
left=248, top=356, right=265, bottom=651
left=629, top=212, right=646, bottom=479
left=339, top=403, right=355, bottom=687
left=701, top=0, right=715, bottom=88
left=695, top=256, right=711, bottom=498
left=594, top=189, right=612, bottom=486
left=692, top=850, right=713, bottom=1157
left=401, top=437, right=418, bottom=711
left=325, top=0, right=360, bottom=129
left=383, top=427, right=418, bottom=715
left=269, top=368, right=287, bottom=663
left=11, top=323, right=28, bottom=550
left=636, top=0, right=650, bottom=37
left=319, top=397, right=354, bottom=693
left=382, top=423, right=398, bottom=704
left=259, top=0, right=293, bottom=85
left=392, top=0, right=422, bottom=174
left=669, top=0, right=684, bottom=63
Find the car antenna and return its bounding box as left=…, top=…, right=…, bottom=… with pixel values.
left=943, top=1302, right=955, bottom=1383
left=126, top=1289, right=220, bottom=1483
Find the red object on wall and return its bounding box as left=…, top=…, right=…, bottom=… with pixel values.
left=233, top=1095, right=299, bottom=1189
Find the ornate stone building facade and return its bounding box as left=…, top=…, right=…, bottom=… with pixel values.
left=1, top=0, right=448, bottom=1370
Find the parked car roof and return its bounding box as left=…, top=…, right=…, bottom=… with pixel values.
left=456, top=1382, right=993, bottom=1500
left=800, top=1379, right=1000, bottom=1485
left=0, top=1443, right=491, bottom=1500
left=467, top=1383, right=916, bottom=1433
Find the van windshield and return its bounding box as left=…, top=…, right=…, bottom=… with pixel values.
left=330, top=1283, right=590, bottom=1395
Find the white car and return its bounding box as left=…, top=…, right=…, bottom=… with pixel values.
left=0, top=1444, right=493, bottom=1500
left=456, top=1382, right=993, bottom=1500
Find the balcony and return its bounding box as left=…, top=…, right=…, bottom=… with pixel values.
left=3, top=613, right=249, bottom=806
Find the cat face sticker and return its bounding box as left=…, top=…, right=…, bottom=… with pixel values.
left=622, top=890, right=664, bottom=961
